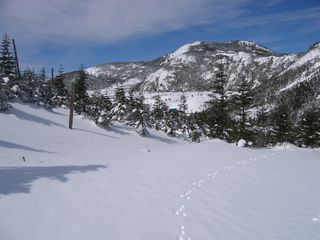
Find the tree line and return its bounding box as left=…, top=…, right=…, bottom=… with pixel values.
left=0, top=33, right=319, bottom=148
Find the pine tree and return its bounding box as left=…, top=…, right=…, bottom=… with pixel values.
left=255, top=106, right=271, bottom=147
left=178, top=94, right=189, bottom=134
left=0, top=73, right=12, bottom=111
left=206, top=63, right=229, bottom=139
left=296, top=107, right=320, bottom=147
left=188, top=113, right=203, bottom=142
left=151, top=94, right=168, bottom=131
left=127, top=94, right=150, bottom=135
left=0, top=33, right=16, bottom=78
left=271, top=104, right=294, bottom=144
left=165, top=109, right=179, bottom=137
left=87, top=91, right=113, bottom=127
left=74, top=65, right=89, bottom=114
left=111, top=86, right=128, bottom=122
left=39, top=81, right=55, bottom=108
left=39, top=67, right=46, bottom=82
left=19, top=68, right=38, bottom=103
left=51, top=65, right=68, bottom=106
left=233, top=76, right=253, bottom=143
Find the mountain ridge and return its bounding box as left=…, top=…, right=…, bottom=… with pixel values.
left=65, top=40, right=320, bottom=112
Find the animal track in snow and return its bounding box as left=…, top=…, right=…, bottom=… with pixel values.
left=180, top=190, right=192, bottom=200
left=192, top=179, right=204, bottom=188
left=312, top=213, right=320, bottom=222
left=208, top=171, right=219, bottom=178
left=178, top=225, right=192, bottom=240
left=175, top=205, right=187, bottom=217
left=224, top=166, right=235, bottom=171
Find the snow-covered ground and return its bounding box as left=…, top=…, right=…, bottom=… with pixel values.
left=1, top=103, right=320, bottom=240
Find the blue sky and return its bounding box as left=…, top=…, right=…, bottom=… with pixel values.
left=0, top=0, right=319, bottom=73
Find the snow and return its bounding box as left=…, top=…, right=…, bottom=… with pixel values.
left=86, top=67, right=102, bottom=77
left=144, top=69, right=175, bottom=90
left=169, top=42, right=201, bottom=59
left=2, top=77, right=9, bottom=84
left=217, top=51, right=252, bottom=66
left=278, top=70, right=320, bottom=93
left=143, top=91, right=211, bottom=112
left=236, top=40, right=273, bottom=53
left=287, top=46, right=320, bottom=70
left=1, top=103, right=320, bottom=240
left=237, top=139, right=246, bottom=147
left=167, top=42, right=200, bottom=64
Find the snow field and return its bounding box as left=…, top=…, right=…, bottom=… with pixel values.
left=0, top=103, right=320, bottom=240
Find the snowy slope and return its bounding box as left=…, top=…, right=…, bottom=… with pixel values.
left=1, top=103, right=320, bottom=240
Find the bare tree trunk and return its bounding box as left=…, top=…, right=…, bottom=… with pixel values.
left=12, top=38, right=21, bottom=79
left=69, top=85, right=75, bottom=129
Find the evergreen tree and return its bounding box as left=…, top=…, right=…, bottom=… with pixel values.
left=0, top=74, right=12, bottom=111
left=188, top=113, right=203, bottom=143
left=151, top=94, right=168, bottom=131
left=19, top=68, right=38, bottom=103
left=111, top=86, right=128, bottom=122
left=87, top=91, right=113, bottom=127
left=233, top=76, right=254, bottom=143
left=205, top=63, right=229, bottom=139
left=0, top=33, right=16, bottom=78
left=178, top=94, right=189, bottom=134
left=271, top=104, right=294, bottom=144
left=39, top=81, right=55, bottom=108
left=39, top=67, right=46, bottom=82
left=127, top=94, right=150, bottom=135
left=296, top=107, right=320, bottom=147
left=165, top=109, right=179, bottom=137
left=51, top=65, right=68, bottom=106
left=74, top=65, right=89, bottom=114
left=255, top=106, right=272, bottom=147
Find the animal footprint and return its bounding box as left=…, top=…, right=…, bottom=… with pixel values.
left=192, top=180, right=203, bottom=188
left=178, top=226, right=192, bottom=240
left=224, top=166, right=235, bottom=171
left=175, top=205, right=187, bottom=217
left=180, top=190, right=192, bottom=200
left=209, top=171, right=219, bottom=178
left=312, top=213, right=320, bottom=222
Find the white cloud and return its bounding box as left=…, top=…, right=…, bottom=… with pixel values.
left=0, top=0, right=249, bottom=44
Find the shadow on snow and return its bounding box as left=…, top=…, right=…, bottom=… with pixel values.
left=0, top=139, right=55, bottom=153
left=73, top=128, right=120, bottom=139
left=13, top=108, right=65, bottom=127
left=0, top=165, right=107, bottom=195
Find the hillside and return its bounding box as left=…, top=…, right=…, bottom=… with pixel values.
left=65, top=40, right=320, bottom=112
left=1, top=103, right=320, bottom=240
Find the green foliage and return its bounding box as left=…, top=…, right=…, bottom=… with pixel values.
left=127, top=94, right=150, bottom=135
left=74, top=65, right=89, bottom=114
left=87, top=91, right=113, bottom=128
left=111, top=86, right=128, bottom=122
left=0, top=33, right=16, bottom=78
left=232, top=76, right=254, bottom=143
left=50, top=67, right=68, bottom=106
left=205, top=64, right=230, bottom=139
left=271, top=104, right=294, bottom=144
left=296, top=107, right=320, bottom=148
left=151, top=94, right=168, bottom=131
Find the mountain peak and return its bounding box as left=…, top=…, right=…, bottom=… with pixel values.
left=229, top=40, right=273, bottom=53
left=309, top=42, right=320, bottom=50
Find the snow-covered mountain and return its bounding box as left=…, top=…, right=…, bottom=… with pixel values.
left=66, top=40, right=320, bottom=111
